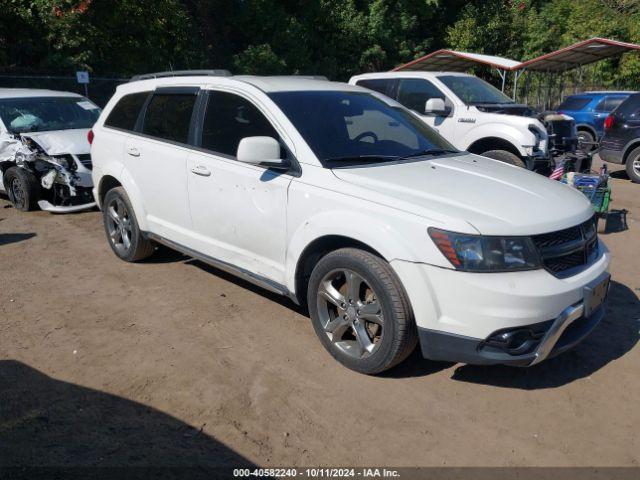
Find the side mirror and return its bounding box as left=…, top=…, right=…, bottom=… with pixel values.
left=424, top=98, right=448, bottom=116
left=236, top=136, right=284, bottom=167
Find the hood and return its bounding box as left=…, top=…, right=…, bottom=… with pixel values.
left=331, top=153, right=593, bottom=236
left=473, top=103, right=539, bottom=117
left=20, top=128, right=91, bottom=156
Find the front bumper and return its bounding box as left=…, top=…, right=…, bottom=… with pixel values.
left=38, top=199, right=96, bottom=213
left=390, top=242, right=610, bottom=366
left=418, top=293, right=606, bottom=366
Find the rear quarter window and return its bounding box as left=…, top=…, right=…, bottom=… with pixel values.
left=614, top=93, right=640, bottom=117
left=557, top=96, right=591, bottom=111
left=104, top=92, right=149, bottom=131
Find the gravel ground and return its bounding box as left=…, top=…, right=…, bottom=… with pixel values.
left=0, top=157, right=639, bottom=468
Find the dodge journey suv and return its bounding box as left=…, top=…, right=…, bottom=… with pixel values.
left=91, top=71, right=610, bottom=374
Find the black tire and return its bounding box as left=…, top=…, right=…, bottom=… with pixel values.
left=625, top=146, right=640, bottom=183
left=3, top=166, right=40, bottom=211
left=577, top=129, right=596, bottom=152
left=102, top=187, right=155, bottom=262
left=307, top=248, right=418, bottom=374
left=481, top=150, right=527, bottom=168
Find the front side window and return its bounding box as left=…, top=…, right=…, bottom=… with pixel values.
left=0, top=96, right=101, bottom=134
left=269, top=90, right=457, bottom=166
left=201, top=91, right=278, bottom=157
left=615, top=93, right=640, bottom=118
left=141, top=93, right=197, bottom=143
left=396, top=79, right=444, bottom=113
left=438, top=75, right=513, bottom=105
left=104, top=92, right=148, bottom=131
left=602, top=96, right=627, bottom=112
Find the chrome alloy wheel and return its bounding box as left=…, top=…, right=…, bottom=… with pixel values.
left=106, top=197, right=133, bottom=255
left=10, top=177, right=26, bottom=210
left=633, top=157, right=640, bottom=177
left=316, top=269, right=384, bottom=359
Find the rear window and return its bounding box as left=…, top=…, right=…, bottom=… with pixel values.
left=557, top=96, right=591, bottom=111
left=141, top=93, right=197, bottom=144
left=595, top=96, right=628, bottom=112
left=356, top=79, right=394, bottom=97
left=104, top=92, right=149, bottom=131
left=614, top=93, right=640, bottom=117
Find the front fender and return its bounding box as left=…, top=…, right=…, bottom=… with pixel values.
left=461, top=122, right=536, bottom=157
left=285, top=209, right=425, bottom=294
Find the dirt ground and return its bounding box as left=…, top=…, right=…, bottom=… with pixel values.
left=1, top=157, right=639, bottom=469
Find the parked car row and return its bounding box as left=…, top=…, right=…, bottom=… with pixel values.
left=0, top=72, right=614, bottom=374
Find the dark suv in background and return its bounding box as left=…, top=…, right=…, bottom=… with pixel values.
left=600, top=93, right=640, bottom=183
left=557, top=91, right=632, bottom=149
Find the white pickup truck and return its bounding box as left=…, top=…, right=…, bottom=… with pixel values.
left=350, top=71, right=553, bottom=170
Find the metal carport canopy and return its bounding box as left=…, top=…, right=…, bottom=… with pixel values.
left=517, top=37, right=640, bottom=72
left=392, top=49, right=521, bottom=72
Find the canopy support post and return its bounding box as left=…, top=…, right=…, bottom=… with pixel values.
left=513, top=69, right=524, bottom=101
left=496, top=68, right=507, bottom=92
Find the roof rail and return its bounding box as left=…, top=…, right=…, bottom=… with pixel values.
left=130, top=70, right=232, bottom=82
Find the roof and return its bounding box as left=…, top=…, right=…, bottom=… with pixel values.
left=518, top=38, right=640, bottom=72
left=393, top=49, right=521, bottom=72
left=565, top=91, right=636, bottom=97
left=120, top=74, right=361, bottom=94
left=0, top=88, right=84, bottom=99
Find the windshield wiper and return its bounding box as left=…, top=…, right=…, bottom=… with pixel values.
left=400, top=148, right=459, bottom=159
left=323, top=155, right=400, bottom=165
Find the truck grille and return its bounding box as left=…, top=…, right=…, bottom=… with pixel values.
left=77, top=154, right=92, bottom=170
left=532, top=216, right=598, bottom=277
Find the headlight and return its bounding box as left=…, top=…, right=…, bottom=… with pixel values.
left=429, top=228, right=541, bottom=272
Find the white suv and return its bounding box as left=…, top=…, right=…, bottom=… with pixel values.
left=91, top=72, right=610, bottom=374
left=350, top=72, right=551, bottom=170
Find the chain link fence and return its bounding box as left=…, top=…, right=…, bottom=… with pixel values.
left=0, top=74, right=129, bottom=107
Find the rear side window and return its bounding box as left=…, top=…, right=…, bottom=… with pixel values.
left=356, top=79, right=394, bottom=97
left=396, top=79, right=444, bottom=113
left=104, top=92, right=149, bottom=131
left=595, top=96, right=627, bottom=112
left=141, top=93, right=197, bottom=144
left=557, top=96, right=591, bottom=111
left=201, top=91, right=278, bottom=157
left=615, top=93, right=640, bottom=117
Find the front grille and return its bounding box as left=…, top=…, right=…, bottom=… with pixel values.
left=532, top=216, right=598, bottom=277
left=76, top=153, right=92, bottom=170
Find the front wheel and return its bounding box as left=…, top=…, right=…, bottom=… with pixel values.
left=625, top=147, right=640, bottom=184
left=102, top=187, right=155, bottom=262
left=4, top=166, right=40, bottom=211
left=481, top=150, right=527, bottom=168
left=577, top=129, right=596, bottom=152
left=307, top=248, right=417, bottom=374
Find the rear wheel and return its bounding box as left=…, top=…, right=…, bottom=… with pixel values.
left=3, top=166, right=40, bottom=211
left=307, top=248, right=417, bottom=374
left=102, top=187, right=155, bottom=262
left=481, top=150, right=526, bottom=168
left=626, top=146, right=640, bottom=183
left=577, top=129, right=596, bottom=152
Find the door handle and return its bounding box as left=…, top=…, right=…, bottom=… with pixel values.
left=127, top=147, right=140, bottom=157
left=190, top=165, right=211, bottom=177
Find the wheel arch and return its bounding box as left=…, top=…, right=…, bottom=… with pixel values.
left=622, top=140, right=640, bottom=165
left=292, top=235, right=387, bottom=306
left=97, top=175, right=122, bottom=207
left=575, top=123, right=597, bottom=139
left=466, top=136, right=523, bottom=158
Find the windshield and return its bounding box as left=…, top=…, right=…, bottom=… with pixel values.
left=269, top=90, right=458, bottom=166
left=439, top=75, right=514, bottom=105
left=0, top=96, right=101, bottom=134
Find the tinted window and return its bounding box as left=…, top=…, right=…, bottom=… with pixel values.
left=104, top=92, right=148, bottom=131
left=141, top=93, right=196, bottom=143
left=557, top=96, right=591, bottom=111
left=269, top=90, right=457, bottom=165
left=438, top=75, right=513, bottom=105
left=356, top=79, right=394, bottom=97
left=615, top=93, right=640, bottom=117
left=602, top=96, right=627, bottom=112
left=0, top=96, right=101, bottom=134
left=397, top=79, right=444, bottom=113
left=201, top=91, right=278, bottom=157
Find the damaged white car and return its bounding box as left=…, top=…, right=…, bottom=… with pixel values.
left=0, top=89, right=100, bottom=212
